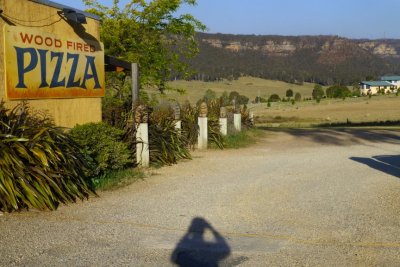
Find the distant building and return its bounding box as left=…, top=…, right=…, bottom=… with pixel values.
left=360, top=77, right=398, bottom=95
left=380, top=76, right=400, bottom=87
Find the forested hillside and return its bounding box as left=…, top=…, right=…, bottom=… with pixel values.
left=185, top=33, right=400, bottom=85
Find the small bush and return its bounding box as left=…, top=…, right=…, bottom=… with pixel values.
left=70, top=122, right=132, bottom=176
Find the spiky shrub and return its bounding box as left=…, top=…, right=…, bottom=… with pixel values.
left=241, top=105, right=255, bottom=130
left=69, top=122, right=132, bottom=177
left=0, top=102, right=93, bottom=212
left=181, top=100, right=225, bottom=149
left=206, top=100, right=224, bottom=149
left=181, top=102, right=199, bottom=149
left=147, top=105, right=191, bottom=166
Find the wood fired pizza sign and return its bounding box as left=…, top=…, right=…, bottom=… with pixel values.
left=3, top=25, right=105, bottom=99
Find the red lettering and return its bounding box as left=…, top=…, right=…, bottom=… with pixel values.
left=34, top=35, right=43, bottom=45
left=44, top=37, right=53, bottom=47
left=76, top=43, right=83, bottom=51
left=67, top=41, right=73, bottom=50
left=20, top=32, right=33, bottom=44
left=83, top=44, right=89, bottom=52
left=55, top=39, right=62, bottom=48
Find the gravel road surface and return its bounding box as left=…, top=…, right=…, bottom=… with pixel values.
left=1, top=128, right=400, bottom=266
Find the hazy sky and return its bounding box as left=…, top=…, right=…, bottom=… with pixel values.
left=60, top=0, right=400, bottom=39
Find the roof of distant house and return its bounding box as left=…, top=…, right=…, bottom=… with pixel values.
left=360, top=81, right=394, bottom=86
left=380, top=76, right=400, bottom=81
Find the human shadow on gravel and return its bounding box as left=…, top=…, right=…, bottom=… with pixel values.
left=262, top=128, right=400, bottom=146
left=171, top=217, right=231, bottom=267
left=350, top=155, right=400, bottom=178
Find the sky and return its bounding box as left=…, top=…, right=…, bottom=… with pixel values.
left=59, top=0, right=400, bottom=39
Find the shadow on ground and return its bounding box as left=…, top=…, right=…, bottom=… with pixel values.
left=350, top=155, right=400, bottom=178
left=171, top=217, right=247, bottom=267
left=260, top=127, right=400, bottom=146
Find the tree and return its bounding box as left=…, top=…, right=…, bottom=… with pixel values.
left=84, top=0, right=206, bottom=92
left=237, top=94, right=249, bottom=105
left=326, top=85, right=351, bottom=98
left=228, top=91, right=249, bottom=105
left=286, top=89, right=293, bottom=98
left=268, top=94, right=281, bottom=102
left=294, top=92, right=302, bottom=101
left=312, top=84, right=324, bottom=100
left=228, top=91, right=240, bottom=103
left=203, top=89, right=217, bottom=102
left=219, top=91, right=230, bottom=106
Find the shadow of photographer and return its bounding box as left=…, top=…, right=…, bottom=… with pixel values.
left=171, top=217, right=231, bottom=267
left=351, top=155, right=400, bottom=178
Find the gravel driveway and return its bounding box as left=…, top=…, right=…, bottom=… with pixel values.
left=1, top=128, right=400, bottom=266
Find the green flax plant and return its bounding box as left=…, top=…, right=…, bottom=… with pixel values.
left=240, top=105, right=255, bottom=129
left=148, top=104, right=191, bottom=165
left=180, top=100, right=224, bottom=149
left=0, top=102, right=93, bottom=212
left=181, top=102, right=199, bottom=149
left=206, top=100, right=224, bottom=149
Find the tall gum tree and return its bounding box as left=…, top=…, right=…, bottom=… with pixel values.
left=84, top=0, right=206, bottom=92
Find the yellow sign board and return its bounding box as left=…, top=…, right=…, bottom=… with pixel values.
left=3, top=25, right=105, bottom=99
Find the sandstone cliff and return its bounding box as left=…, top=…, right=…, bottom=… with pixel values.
left=189, top=33, right=400, bottom=85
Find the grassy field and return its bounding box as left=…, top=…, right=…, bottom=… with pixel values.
left=145, top=76, right=317, bottom=104
left=145, top=77, right=400, bottom=127
left=251, top=94, right=400, bottom=127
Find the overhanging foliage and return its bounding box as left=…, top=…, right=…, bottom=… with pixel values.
left=84, top=0, right=206, bottom=91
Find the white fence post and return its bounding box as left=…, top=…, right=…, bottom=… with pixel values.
left=198, top=117, right=208, bottom=149
left=219, top=118, right=227, bottom=136
left=175, top=120, right=181, bottom=131
left=136, top=123, right=149, bottom=167
left=249, top=111, right=254, bottom=125
left=135, top=105, right=149, bottom=168
left=219, top=107, right=227, bottom=136
left=234, top=113, right=241, bottom=132
left=198, top=102, right=208, bottom=149
left=173, top=102, right=181, bottom=133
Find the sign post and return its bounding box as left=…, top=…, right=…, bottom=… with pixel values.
left=131, top=63, right=139, bottom=107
